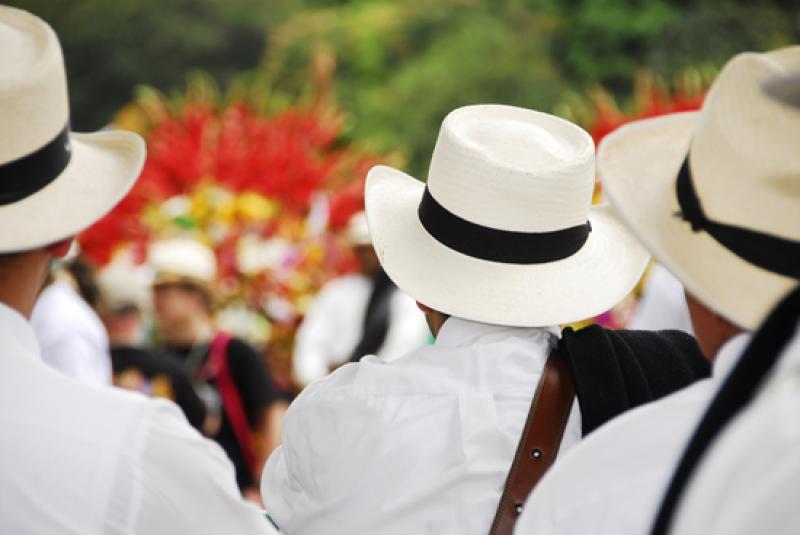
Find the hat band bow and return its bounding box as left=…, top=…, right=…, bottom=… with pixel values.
left=675, top=156, right=800, bottom=279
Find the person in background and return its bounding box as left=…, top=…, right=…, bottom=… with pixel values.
left=514, top=47, right=800, bottom=535
left=292, top=211, right=431, bottom=386
left=150, top=237, right=281, bottom=501
left=0, top=7, right=276, bottom=533
left=629, top=263, right=693, bottom=334
left=31, top=252, right=113, bottom=385
left=97, top=256, right=207, bottom=431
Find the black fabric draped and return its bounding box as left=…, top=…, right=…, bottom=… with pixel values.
left=558, top=325, right=710, bottom=436
left=348, top=269, right=396, bottom=362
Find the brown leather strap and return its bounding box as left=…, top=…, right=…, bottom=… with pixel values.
left=489, top=348, right=575, bottom=535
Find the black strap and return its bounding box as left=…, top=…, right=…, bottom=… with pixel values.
left=651, top=284, right=800, bottom=535
left=418, top=187, right=591, bottom=264
left=675, top=157, right=800, bottom=279
left=0, top=122, right=72, bottom=205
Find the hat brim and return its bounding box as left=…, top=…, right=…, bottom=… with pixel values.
left=0, top=129, right=144, bottom=253
left=365, top=165, right=650, bottom=327
left=598, top=112, right=797, bottom=330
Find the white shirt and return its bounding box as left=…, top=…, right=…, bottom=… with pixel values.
left=514, top=333, right=750, bottom=535
left=31, top=280, right=112, bottom=385
left=0, top=302, right=277, bottom=535
left=293, top=274, right=431, bottom=385
left=629, top=264, right=694, bottom=334
left=671, top=323, right=800, bottom=535
left=263, top=317, right=582, bottom=535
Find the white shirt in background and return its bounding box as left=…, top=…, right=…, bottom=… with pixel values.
left=263, top=317, right=581, bottom=535
left=31, top=280, right=112, bottom=385
left=629, top=263, right=694, bottom=334
left=671, top=323, right=800, bottom=535
left=514, top=333, right=750, bottom=535
left=293, top=274, right=431, bottom=386
left=0, top=302, right=277, bottom=535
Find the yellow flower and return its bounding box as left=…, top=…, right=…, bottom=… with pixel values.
left=236, top=192, right=277, bottom=222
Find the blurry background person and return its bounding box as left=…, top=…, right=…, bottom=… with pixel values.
left=30, top=251, right=112, bottom=385
left=149, top=237, right=281, bottom=501
left=98, top=255, right=207, bottom=431
left=293, top=211, right=431, bottom=386
left=629, top=262, right=694, bottom=333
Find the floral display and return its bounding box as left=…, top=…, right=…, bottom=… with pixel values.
left=79, top=79, right=384, bottom=389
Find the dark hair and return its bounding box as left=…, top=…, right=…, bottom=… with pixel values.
left=65, top=257, right=101, bottom=310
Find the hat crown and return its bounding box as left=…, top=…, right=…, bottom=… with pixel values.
left=149, top=238, right=217, bottom=284
left=426, top=105, right=595, bottom=233
left=690, top=47, right=800, bottom=241
left=0, top=7, right=69, bottom=165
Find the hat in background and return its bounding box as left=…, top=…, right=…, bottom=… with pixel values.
left=0, top=6, right=144, bottom=252
left=365, top=104, right=649, bottom=327
left=599, top=47, right=800, bottom=330
left=97, top=252, right=154, bottom=313
left=149, top=238, right=217, bottom=291
left=346, top=211, right=372, bottom=246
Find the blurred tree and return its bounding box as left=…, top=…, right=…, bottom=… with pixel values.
left=543, top=0, right=799, bottom=95
left=8, top=0, right=297, bottom=130
left=264, top=0, right=567, bottom=177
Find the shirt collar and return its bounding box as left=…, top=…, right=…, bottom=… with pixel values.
left=0, top=301, right=41, bottom=360
left=712, top=332, right=752, bottom=381
left=435, top=316, right=560, bottom=349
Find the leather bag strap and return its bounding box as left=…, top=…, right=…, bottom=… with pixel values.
left=489, top=347, right=575, bottom=535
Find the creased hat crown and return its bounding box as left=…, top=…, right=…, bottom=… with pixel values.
left=0, top=6, right=69, bottom=165
left=689, top=47, right=800, bottom=241
left=426, top=105, right=595, bottom=233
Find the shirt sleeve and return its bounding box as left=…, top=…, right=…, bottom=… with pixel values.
left=225, top=338, right=278, bottom=421
left=131, top=401, right=279, bottom=534
left=292, top=282, right=351, bottom=385
left=42, top=335, right=112, bottom=385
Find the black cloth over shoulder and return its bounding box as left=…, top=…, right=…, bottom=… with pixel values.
left=651, top=284, right=800, bottom=535
left=558, top=325, right=710, bottom=436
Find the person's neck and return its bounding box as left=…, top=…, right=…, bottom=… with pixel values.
left=0, top=252, right=51, bottom=319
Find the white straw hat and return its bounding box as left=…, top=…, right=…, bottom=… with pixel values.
left=599, top=47, right=800, bottom=330
left=0, top=6, right=145, bottom=252
left=365, top=104, right=650, bottom=327
left=346, top=211, right=372, bottom=246
left=149, top=238, right=217, bottom=289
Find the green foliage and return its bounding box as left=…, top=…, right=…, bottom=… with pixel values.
left=265, top=0, right=567, bottom=176
left=7, top=0, right=297, bottom=129
left=8, top=0, right=800, bottom=173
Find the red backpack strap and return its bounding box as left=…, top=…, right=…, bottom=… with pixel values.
left=208, top=332, right=259, bottom=476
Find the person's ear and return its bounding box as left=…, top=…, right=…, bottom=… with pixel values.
left=417, top=302, right=434, bottom=314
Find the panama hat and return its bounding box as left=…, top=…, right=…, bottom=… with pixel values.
left=0, top=6, right=144, bottom=253
left=149, top=238, right=217, bottom=291
left=599, top=47, right=800, bottom=330
left=346, top=211, right=372, bottom=246
left=365, top=104, right=649, bottom=327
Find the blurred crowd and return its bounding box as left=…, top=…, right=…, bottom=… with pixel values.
left=1, top=5, right=799, bottom=535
